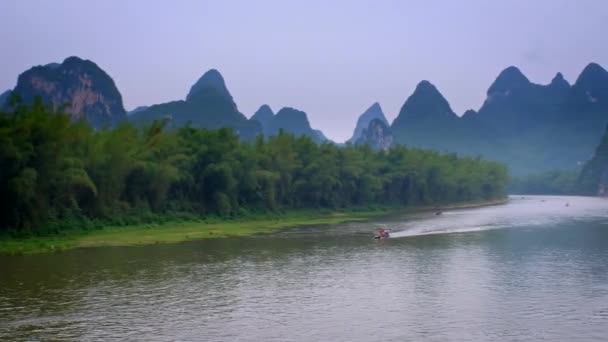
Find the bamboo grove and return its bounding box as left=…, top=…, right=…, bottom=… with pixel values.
left=0, top=100, right=508, bottom=233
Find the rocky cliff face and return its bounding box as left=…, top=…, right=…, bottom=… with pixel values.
left=356, top=118, right=393, bottom=151
left=348, top=102, right=388, bottom=143
left=9, top=56, right=127, bottom=128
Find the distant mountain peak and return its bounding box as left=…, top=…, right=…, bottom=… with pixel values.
left=581, top=62, right=607, bottom=75
left=129, top=65, right=259, bottom=139
left=63, top=55, right=85, bottom=64
left=267, top=107, right=322, bottom=141
left=9, top=56, right=126, bottom=128
left=250, top=104, right=275, bottom=133
left=551, top=72, right=569, bottom=86
left=356, top=118, right=393, bottom=151
left=572, top=63, right=608, bottom=104
left=368, top=102, right=381, bottom=111
left=275, top=107, right=309, bottom=122
left=44, top=62, right=61, bottom=69
left=412, top=80, right=447, bottom=99
left=574, top=62, right=608, bottom=87
left=186, top=68, right=233, bottom=102
left=390, top=80, right=457, bottom=135
left=260, top=104, right=272, bottom=110
left=548, top=72, right=571, bottom=94
left=348, top=102, right=388, bottom=142
left=488, top=66, right=531, bottom=94
left=397, top=80, right=456, bottom=120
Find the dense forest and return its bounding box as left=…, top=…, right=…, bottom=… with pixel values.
left=0, top=100, right=508, bottom=234
left=508, top=170, right=580, bottom=195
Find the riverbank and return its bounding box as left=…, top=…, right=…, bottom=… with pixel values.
left=428, top=198, right=509, bottom=211
left=0, top=198, right=508, bottom=255
left=0, top=210, right=390, bottom=255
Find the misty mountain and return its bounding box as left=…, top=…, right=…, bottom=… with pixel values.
left=348, top=102, right=388, bottom=143
left=389, top=80, right=494, bottom=157
left=265, top=107, right=324, bottom=143
left=579, top=124, right=608, bottom=195
left=388, top=63, right=608, bottom=175
left=250, top=104, right=274, bottom=134
left=249, top=104, right=329, bottom=143
left=127, top=106, right=149, bottom=116
left=130, top=69, right=261, bottom=140
left=475, top=67, right=568, bottom=134
left=355, top=118, right=394, bottom=151
left=8, top=56, right=607, bottom=177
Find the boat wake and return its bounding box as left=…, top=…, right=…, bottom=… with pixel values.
left=387, top=196, right=608, bottom=238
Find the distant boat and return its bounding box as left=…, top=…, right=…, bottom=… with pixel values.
left=373, top=228, right=390, bottom=239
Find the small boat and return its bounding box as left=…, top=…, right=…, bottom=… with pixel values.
left=373, top=229, right=390, bottom=239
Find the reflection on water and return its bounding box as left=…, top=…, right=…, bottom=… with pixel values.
left=1, top=196, right=607, bottom=341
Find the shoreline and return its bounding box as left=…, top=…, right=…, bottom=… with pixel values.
left=433, top=198, right=509, bottom=211
left=0, top=198, right=508, bottom=255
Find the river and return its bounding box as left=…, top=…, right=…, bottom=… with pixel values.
left=1, top=195, right=607, bottom=341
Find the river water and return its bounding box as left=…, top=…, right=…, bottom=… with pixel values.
left=1, top=196, right=607, bottom=341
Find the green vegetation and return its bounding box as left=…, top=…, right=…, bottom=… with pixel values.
left=0, top=100, right=508, bottom=251
left=509, top=170, right=580, bottom=195
left=0, top=209, right=390, bottom=255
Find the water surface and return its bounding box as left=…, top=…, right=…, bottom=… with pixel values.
left=1, top=196, right=607, bottom=341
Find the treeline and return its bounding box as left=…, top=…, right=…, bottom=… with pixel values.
left=0, top=100, right=508, bottom=234
left=508, top=170, right=580, bottom=195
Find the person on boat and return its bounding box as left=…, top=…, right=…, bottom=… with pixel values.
left=375, top=228, right=386, bottom=238
left=382, top=230, right=390, bottom=238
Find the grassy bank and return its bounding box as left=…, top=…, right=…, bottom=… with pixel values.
left=0, top=209, right=391, bottom=255
left=0, top=198, right=508, bottom=255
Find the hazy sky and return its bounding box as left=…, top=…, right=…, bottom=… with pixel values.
left=1, top=0, right=607, bottom=142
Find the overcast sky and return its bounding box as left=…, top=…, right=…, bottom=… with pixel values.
left=1, top=0, right=607, bottom=142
